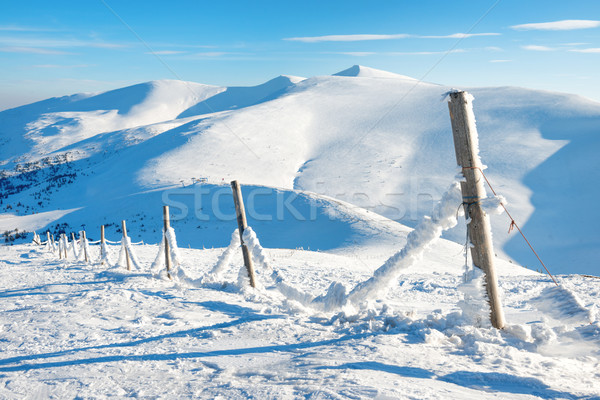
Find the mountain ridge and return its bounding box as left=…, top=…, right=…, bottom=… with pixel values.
left=1, top=65, right=599, bottom=275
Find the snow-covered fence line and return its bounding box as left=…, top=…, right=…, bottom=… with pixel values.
left=236, top=182, right=465, bottom=313
left=31, top=211, right=184, bottom=280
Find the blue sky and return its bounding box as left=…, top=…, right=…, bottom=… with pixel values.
left=1, top=0, right=599, bottom=110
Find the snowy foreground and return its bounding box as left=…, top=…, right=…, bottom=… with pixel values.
left=1, top=237, right=599, bottom=399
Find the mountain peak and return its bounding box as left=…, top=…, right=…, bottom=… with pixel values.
left=333, top=65, right=417, bottom=80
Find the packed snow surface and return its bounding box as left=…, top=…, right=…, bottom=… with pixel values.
left=0, top=234, right=598, bottom=398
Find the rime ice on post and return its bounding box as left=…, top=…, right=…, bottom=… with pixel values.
left=448, top=90, right=505, bottom=330
left=230, top=180, right=257, bottom=288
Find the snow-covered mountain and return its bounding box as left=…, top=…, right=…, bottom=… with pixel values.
left=1, top=65, right=600, bottom=275
left=1, top=65, right=600, bottom=398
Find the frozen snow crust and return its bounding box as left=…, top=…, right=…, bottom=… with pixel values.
left=1, top=232, right=598, bottom=398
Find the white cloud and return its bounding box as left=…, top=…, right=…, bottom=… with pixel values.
left=521, top=45, right=556, bottom=51
left=420, top=33, right=500, bottom=39
left=284, top=32, right=499, bottom=43
left=0, top=46, right=73, bottom=55
left=0, top=25, right=58, bottom=32
left=388, top=49, right=467, bottom=55
left=570, top=48, right=600, bottom=53
left=334, top=52, right=375, bottom=56
left=326, top=49, right=466, bottom=56
left=147, top=50, right=185, bottom=55
left=193, top=52, right=227, bottom=57
left=0, top=36, right=127, bottom=49
left=511, top=20, right=600, bottom=31
left=33, top=64, right=92, bottom=68
left=285, top=34, right=411, bottom=42
left=490, top=59, right=512, bottom=63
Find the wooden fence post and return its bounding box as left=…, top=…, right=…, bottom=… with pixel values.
left=163, top=205, right=173, bottom=280
left=100, top=225, right=106, bottom=262
left=121, top=220, right=131, bottom=271
left=62, top=234, right=68, bottom=259
left=46, top=232, right=51, bottom=248
left=71, top=232, right=77, bottom=258
left=231, top=180, right=256, bottom=288
left=448, top=90, right=505, bottom=330
left=82, top=230, right=89, bottom=262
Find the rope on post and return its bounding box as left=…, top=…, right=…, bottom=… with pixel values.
left=463, top=166, right=559, bottom=286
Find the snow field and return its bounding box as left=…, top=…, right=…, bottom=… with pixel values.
left=0, top=239, right=600, bottom=399
left=1, top=223, right=598, bottom=398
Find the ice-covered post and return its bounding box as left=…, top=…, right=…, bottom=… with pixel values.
left=121, top=220, right=131, bottom=271
left=71, top=232, right=77, bottom=258
left=448, top=90, right=505, bottom=330
left=57, top=234, right=62, bottom=259
left=46, top=232, right=51, bottom=247
left=100, top=225, right=106, bottom=260
left=62, top=233, right=68, bottom=259
left=82, top=230, right=89, bottom=262
left=230, top=180, right=256, bottom=288
left=163, top=205, right=173, bottom=280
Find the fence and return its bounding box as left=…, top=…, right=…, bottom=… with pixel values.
left=27, top=91, right=560, bottom=329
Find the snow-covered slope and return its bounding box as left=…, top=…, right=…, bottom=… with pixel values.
left=0, top=239, right=597, bottom=398
left=1, top=65, right=600, bottom=275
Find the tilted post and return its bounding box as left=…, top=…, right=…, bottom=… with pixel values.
left=100, top=225, right=106, bottom=261
left=163, top=205, right=173, bottom=280
left=448, top=91, right=505, bottom=329
left=82, top=230, right=89, bottom=263
left=121, top=220, right=131, bottom=271
left=231, top=180, right=256, bottom=288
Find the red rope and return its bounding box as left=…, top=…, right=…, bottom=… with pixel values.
left=463, top=166, right=559, bottom=286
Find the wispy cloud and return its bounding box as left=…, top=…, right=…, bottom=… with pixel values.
left=0, top=46, right=73, bottom=55
left=388, top=49, right=467, bottom=55
left=284, top=32, right=499, bottom=42
left=285, top=34, right=411, bottom=43
left=490, top=59, right=512, bottom=63
left=146, top=50, right=186, bottom=55
left=332, top=52, right=375, bottom=57
left=327, top=49, right=466, bottom=56
left=521, top=45, right=556, bottom=51
left=511, top=20, right=600, bottom=31
left=0, top=36, right=128, bottom=49
left=195, top=52, right=227, bottom=57
left=570, top=48, right=600, bottom=53
left=420, top=33, right=499, bottom=39
left=33, top=64, right=92, bottom=68
left=0, top=25, right=58, bottom=32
